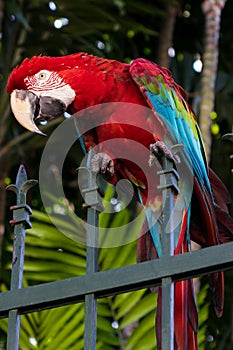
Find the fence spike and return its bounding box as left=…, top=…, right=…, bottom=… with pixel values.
left=156, top=144, right=183, bottom=350
left=6, top=164, right=37, bottom=350
left=78, top=149, right=99, bottom=350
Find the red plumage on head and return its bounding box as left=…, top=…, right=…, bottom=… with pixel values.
left=6, top=52, right=106, bottom=94
left=7, top=52, right=139, bottom=111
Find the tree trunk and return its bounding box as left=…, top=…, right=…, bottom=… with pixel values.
left=199, top=0, right=227, bottom=162
left=157, top=3, right=178, bottom=68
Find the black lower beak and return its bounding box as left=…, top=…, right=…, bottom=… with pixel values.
left=34, top=96, right=66, bottom=123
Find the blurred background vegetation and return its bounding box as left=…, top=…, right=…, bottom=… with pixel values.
left=0, top=0, right=232, bottom=349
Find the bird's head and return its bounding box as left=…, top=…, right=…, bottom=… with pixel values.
left=7, top=53, right=109, bottom=135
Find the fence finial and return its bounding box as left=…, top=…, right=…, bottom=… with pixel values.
left=6, top=164, right=38, bottom=228
left=6, top=164, right=37, bottom=350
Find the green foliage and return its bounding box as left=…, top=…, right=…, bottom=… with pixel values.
left=0, top=209, right=157, bottom=349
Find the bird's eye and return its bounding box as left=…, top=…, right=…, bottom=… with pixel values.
left=38, top=72, right=47, bottom=80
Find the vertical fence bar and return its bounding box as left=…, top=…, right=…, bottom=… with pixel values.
left=84, top=207, right=98, bottom=350
left=6, top=165, right=37, bottom=350
left=79, top=153, right=99, bottom=350
left=157, top=145, right=182, bottom=350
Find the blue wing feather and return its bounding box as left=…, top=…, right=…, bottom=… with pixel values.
left=129, top=58, right=216, bottom=256
left=130, top=60, right=212, bottom=196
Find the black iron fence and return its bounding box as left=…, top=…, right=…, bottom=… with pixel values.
left=1, top=135, right=233, bottom=350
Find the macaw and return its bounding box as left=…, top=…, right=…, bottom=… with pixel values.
left=7, top=53, right=233, bottom=349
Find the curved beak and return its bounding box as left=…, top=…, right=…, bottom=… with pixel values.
left=10, top=90, right=46, bottom=135
left=10, top=90, right=67, bottom=136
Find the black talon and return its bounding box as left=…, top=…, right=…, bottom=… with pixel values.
left=91, top=152, right=115, bottom=178
left=149, top=141, right=183, bottom=167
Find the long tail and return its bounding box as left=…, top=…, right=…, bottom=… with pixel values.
left=190, top=169, right=233, bottom=317
left=137, top=168, right=233, bottom=349
left=137, top=218, right=198, bottom=350
left=190, top=177, right=224, bottom=317
left=155, top=237, right=198, bottom=350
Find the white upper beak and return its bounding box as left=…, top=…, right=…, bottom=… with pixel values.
left=10, top=90, right=46, bottom=135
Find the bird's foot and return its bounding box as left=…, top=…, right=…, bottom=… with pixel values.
left=149, top=141, right=181, bottom=166
left=91, top=152, right=115, bottom=178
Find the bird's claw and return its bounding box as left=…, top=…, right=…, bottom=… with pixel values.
left=149, top=141, right=183, bottom=166
left=91, top=152, right=115, bottom=178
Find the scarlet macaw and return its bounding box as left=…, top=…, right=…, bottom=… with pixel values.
left=7, top=53, right=233, bottom=349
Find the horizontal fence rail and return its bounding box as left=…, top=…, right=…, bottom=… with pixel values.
left=1, top=241, right=233, bottom=318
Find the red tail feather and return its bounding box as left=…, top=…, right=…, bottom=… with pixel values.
left=209, top=168, right=231, bottom=210
left=215, top=206, right=233, bottom=243
left=209, top=168, right=233, bottom=243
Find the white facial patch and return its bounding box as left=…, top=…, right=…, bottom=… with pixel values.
left=40, top=84, right=76, bottom=107
left=24, top=70, right=76, bottom=107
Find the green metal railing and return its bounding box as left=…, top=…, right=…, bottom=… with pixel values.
left=1, top=136, right=233, bottom=350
